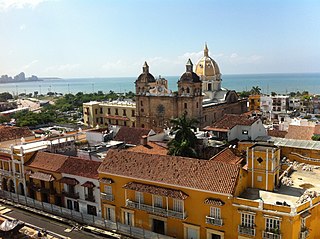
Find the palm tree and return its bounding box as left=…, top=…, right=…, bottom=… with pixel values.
left=168, top=113, right=199, bottom=158
left=250, top=86, right=261, bottom=95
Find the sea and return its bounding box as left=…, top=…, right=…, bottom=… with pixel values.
left=0, top=73, right=319, bottom=95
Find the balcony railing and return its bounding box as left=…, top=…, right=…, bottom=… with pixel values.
left=238, top=225, right=255, bottom=236
left=300, top=228, right=309, bottom=239
left=100, top=192, right=114, bottom=202
left=263, top=230, right=282, bottom=239
left=126, top=200, right=187, bottom=220
left=85, top=194, right=95, bottom=202
left=205, top=216, right=223, bottom=226
left=62, top=190, right=79, bottom=199
left=0, top=170, right=12, bottom=177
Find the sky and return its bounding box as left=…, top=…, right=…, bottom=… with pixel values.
left=0, top=0, right=320, bottom=78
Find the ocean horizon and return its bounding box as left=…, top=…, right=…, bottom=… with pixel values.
left=0, top=72, right=319, bottom=96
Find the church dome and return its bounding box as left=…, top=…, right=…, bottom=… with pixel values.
left=195, top=44, right=221, bottom=80
left=136, top=62, right=155, bottom=83
left=179, top=59, right=201, bottom=83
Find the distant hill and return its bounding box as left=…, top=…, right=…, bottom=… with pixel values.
left=38, top=77, right=62, bottom=80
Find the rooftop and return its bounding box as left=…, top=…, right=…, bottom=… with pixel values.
left=126, top=141, right=168, bottom=155
left=240, top=163, right=320, bottom=207
left=203, top=114, right=258, bottom=131
left=0, top=126, right=34, bottom=142
left=114, top=126, right=155, bottom=145
left=99, top=149, right=241, bottom=195
left=271, top=137, right=320, bottom=151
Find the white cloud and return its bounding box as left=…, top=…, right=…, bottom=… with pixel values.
left=228, top=53, right=262, bottom=64
left=44, top=63, right=80, bottom=73
left=0, top=0, right=53, bottom=10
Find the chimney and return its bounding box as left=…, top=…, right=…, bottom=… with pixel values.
left=141, top=135, right=148, bottom=146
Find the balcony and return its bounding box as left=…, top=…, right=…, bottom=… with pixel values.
left=300, top=228, right=309, bottom=239
left=238, top=225, right=255, bottom=236
left=62, top=190, right=79, bottom=199
left=126, top=200, right=187, bottom=220
left=85, top=194, right=95, bottom=202
left=205, top=216, right=223, bottom=226
left=263, top=230, right=281, bottom=239
left=100, top=192, right=114, bottom=202
left=0, top=170, right=12, bottom=177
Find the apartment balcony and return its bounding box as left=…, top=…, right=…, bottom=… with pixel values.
left=85, top=194, right=95, bottom=202
left=263, top=230, right=282, bottom=239
left=100, top=192, right=114, bottom=202
left=0, top=170, right=12, bottom=177
left=205, top=216, right=223, bottom=226
left=126, top=200, right=187, bottom=220
left=238, top=225, right=255, bottom=237
left=62, top=190, right=79, bottom=199
left=300, top=228, right=309, bottom=239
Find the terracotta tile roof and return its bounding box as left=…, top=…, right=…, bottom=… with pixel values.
left=58, top=157, right=101, bottom=179
left=267, top=129, right=287, bottom=138
left=123, top=182, right=188, bottom=200
left=29, top=172, right=55, bottom=182
left=285, top=125, right=314, bottom=140
left=26, top=151, right=100, bottom=179
left=58, top=177, right=79, bottom=185
left=81, top=181, right=96, bottom=188
left=114, top=126, right=154, bottom=145
left=0, top=126, right=33, bottom=142
left=209, top=148, right=243, bottom=165
left=26, top=151, right=69, bottom=172
left=99, top=149, right=241, bottom=195
left=204, top=198, right=225, bottom=206
left=314, top=125, right=320, bottom=135
left=126, top=141, right=168, bottom=155
left=204, top=114, right=258, bottom=131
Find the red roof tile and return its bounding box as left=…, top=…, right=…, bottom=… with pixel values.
left=285, top=125, right=314, bottom=140
left=267, top=129, right=287, bottom=138
left=0, top=126, right=33, bottom=142
left=114, top=126, right=154, bottom=145
left=204, top=114, right=258, bottom=131
left=26, top=151, right=69, bottom=172
left=99, top=149, right=241, bottom=195
left=209, top=148, right=243, bottom=165
left=126, top=141, right=168, bottom=155
left=58, top=157, right=101, bottom=179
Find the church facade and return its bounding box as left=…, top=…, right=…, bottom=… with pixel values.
left=135, top=45, right=247, bottom=130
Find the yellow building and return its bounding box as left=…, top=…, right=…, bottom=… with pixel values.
left=97, top=143, right=320, bottom=239
left=83, top=100, right=136, bottom=128
left=248, top=95, right=261, bottom=111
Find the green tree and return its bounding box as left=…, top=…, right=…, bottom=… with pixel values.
left=250, top=86, right=261, bottom=95
left=271, top=92, right=277, bottom=96
left=168, top=113, right=199, bottom=158
left=238, top=91, right=251, bottom=98
left=0, top=92, right=13, bottom=101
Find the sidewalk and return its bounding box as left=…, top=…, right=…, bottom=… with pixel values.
left=0, top=197, right=122, bottom=239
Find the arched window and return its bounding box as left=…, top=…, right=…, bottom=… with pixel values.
left=186, top=87, right=190, bottom=94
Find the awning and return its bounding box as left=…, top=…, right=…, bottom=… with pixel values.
left=204, top=198, right=225, bottom=206
left=123, top=182, right=188, bottom=200
left=0, top=155, right=11, bottom=161
left=59, top=177, right=79, bottom=186
left=104, top=115, right=130, bottom=121
left=29, top=172, right=55, bottom=182
left=81, top=181, right=95, bottom=188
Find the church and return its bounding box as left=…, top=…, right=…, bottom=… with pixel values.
left=135, top=44, right=248, bottom=129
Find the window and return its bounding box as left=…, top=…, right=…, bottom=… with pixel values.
left=108, top=108, right=111, bottom=114
left=132, top=110, right=135, bottom=117
left=265, top=217, right=280, bottom=232
left=123, top=109, right=126, bottom=116
left=257, top=176, right=262, bottom=182
left=95, top=109, right=98, bottom=114
left=124, top=211, right=134, bottom=226
left=196, top=102, right=199, bottom=108
left=241, top=213, right=255, bottom=228
left=74, top=201, right=79, bottom=212
left=106, top=206, right=115, bottom=222
left=124, top=121, right=127, bottom=126
left=87, top=205, right=97, bottom=216
left=100, top=108, right=103, bottom=114
left=68, top=185, right=75, bottom=194
left=115, top=109, right=118, bottom=115
left=242, top=130, right=248, bottom=135
left=135, top=191, right=144, bottom=203
left=301, top=218, right=306, bottom=228
left=154, top=195, right=163, bottom=208
left=40, top=180, right=45, bottom=188
left=140, top=101, right=143, bottom=106
left=173, top=199, right=183, bottom=213
left=210, top=207, right=221, bottom=219
left=184, top=103, right=188, bottom=109
left=104, top=185, right=112, bottom=195
left=96, top=118, right=99, bottom=123
left=67, top=199, right=73, bottom=210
